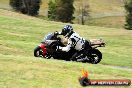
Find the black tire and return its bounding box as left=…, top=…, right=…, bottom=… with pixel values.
left=34, top=46, right=44, bottom=57
left=88, top=49, right=102, bottom=64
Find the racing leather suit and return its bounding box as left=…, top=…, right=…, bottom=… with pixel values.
left=58, top=32, right=91, bottom=61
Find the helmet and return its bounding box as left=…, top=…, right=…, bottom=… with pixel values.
left=61, top=25, right=73, bottom=36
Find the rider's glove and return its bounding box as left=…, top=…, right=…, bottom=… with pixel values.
left=54, top=31, right=62, bottom=35
left=56, top=46, right=62, bottom=51
left=54, top=31, right=59, bottom=35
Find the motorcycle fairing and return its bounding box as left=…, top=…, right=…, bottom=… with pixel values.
left=39, top=44, right=47, bottom=56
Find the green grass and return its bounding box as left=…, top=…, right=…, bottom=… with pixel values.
left=0, top=12, right=131, bottom=67
left=0, top=9, right=132, bottom=88
left=0, top=54, right=132, bottom=88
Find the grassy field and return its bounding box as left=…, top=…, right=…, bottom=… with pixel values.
left=0, top=9, right=132, bottom=88
left=86, top=16, right=125, bottom=28
left=75, top=0, right=124, bottom=13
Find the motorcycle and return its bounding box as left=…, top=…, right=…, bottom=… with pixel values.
left=34, top=32, right=105, bottom=64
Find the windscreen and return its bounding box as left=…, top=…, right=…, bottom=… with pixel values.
left=42, top=33, right=55, bottom=42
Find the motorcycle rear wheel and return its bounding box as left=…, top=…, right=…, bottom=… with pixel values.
left=88, top=49, right=102, bottom=64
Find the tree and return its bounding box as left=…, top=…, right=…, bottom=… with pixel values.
left=48, top=0, right=56, bottom=20
left=48, top=0, right=75, bottom=23
left=75, top=0, right=90, bottom=25
left=9, top=0, right=41, bottom=16
left=80, top=1, right=90, bottom=25
left=124, top=0, right=132, bottom=30
left=56, top=0, right=75, bottom=23
left=10, top=0, right=23, bottom=11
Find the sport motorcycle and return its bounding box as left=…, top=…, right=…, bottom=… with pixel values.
left=34, top=32, right=105, bottom=64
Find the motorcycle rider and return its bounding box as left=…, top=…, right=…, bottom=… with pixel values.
left=56, top=25, right=92, bottom=61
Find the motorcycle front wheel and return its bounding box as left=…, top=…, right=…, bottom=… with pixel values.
left=34, top=46, right=44, bottom=57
